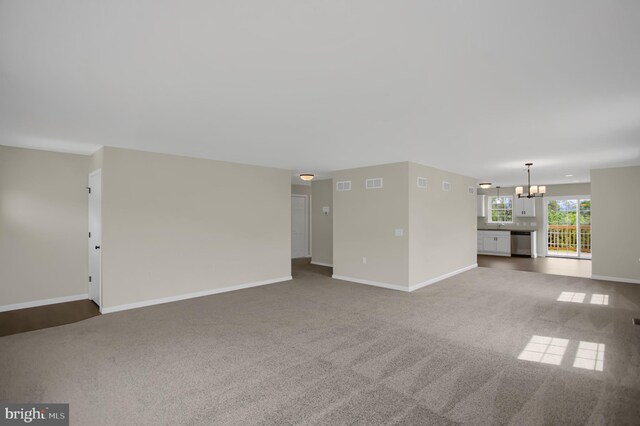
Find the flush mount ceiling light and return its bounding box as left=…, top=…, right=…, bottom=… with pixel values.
left=299, top=173, right=314, bottom=181
left=516, top=163, right=546, bottom=198
left=479, top=182, right=492, bottom=189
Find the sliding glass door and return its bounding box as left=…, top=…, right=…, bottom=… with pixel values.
left=546, top=197, right=591, bottom=259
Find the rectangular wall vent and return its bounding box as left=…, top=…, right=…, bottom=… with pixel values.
left=365, top=178, right=383, bottom=189
left=442, top=181, right=452, bottom=192
left=468, top=186, right=475, bottom=195
left=336, top=181, right=351, bottom=191
left=417, top=177, right=428, bottom=189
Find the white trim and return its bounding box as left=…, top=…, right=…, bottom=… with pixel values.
left=591, top=275, right=640, bottom=285
left=332, top=275, right=409, bottom=292
left=333, top=264, right=478, bottom=293
left=100, top=276, right=292, bottom=314
left=0, top=294, right=88, bottom=313
left=409, top=264, right=478, bottom=292
left=310, top=261, right=333, bottom=267
left=477, top=251, right=511, bottom=257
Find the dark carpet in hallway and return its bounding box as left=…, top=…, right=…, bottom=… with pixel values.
left=0, top=299, right=100, bottom=337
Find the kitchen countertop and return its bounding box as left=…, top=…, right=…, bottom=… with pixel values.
left=478, top=228, right=537, bottom=232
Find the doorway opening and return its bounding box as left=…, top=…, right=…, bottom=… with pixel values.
left=544, top=196, right=591, bottom=259
left=291, top=194, right=310, bottom=259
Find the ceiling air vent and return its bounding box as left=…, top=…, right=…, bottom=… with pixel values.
left=417, top=177, right=428, bottom=189
left=365, top=178, right=383, bottom=189
left=336, top=181, right=351, bottom=191
left=442, top=181, right=451, bottom=192
left=468, top=186, right=475, bottom=195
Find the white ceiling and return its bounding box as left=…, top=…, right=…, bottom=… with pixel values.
left=1, top=1, right=639, bottom=186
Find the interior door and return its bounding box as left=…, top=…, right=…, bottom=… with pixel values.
left=291, top=195, right=309, bottom=258
left=88, top=170, right=102, bottom=306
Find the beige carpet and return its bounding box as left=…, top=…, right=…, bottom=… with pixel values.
left=1, top=259, right=639, bottom=425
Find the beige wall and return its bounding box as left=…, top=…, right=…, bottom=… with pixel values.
left=311, top=179, right=333, bottom=266
left=332, top=163, right=410, bottom=288
left=89, top=147, right=103, bottom=172
left=0, top=145, right=88, bottom=307
left=101, top=147, right=292, bottom=309
left=591, top=166, right=640, bottom=282
left=333, top=161, right=478, bottom=290
left=478, top=183, right=591, bottom=256
left=291, top=184, right=311, bottom=196
left=408, top=162, right=477, bottom=286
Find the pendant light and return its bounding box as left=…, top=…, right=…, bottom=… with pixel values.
left=516, top=163, right=546, bottom=198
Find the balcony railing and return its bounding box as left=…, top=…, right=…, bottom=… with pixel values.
left=547, top=224, right=591, bottom=255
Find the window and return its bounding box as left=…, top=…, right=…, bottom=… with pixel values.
left=488, top=196, right=513, bottom=223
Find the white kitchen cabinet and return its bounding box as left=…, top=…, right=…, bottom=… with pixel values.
left=497, top=235, right=511, bottom=253
left=477, top=230, right=511, bottom=256
left=514, top=196, right=536, bottom=217
left=483, top=235, right=497, bottom=252
left=477, top=195, right=486, bottom=217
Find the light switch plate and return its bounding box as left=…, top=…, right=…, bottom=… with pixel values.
left=395, top=228, right=404, bottom=237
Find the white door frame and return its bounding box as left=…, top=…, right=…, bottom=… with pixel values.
left=88, top=169, right=102, bottom=307
left=291, top=194, right=311, bottom=258
left=543, top=195, right=590, bottom=258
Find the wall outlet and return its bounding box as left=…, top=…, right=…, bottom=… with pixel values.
left=394, top=228, right=404, bottom=237
left=322, top=206, right=330, bottom=215
left=362, top=257, right=367, bottom=264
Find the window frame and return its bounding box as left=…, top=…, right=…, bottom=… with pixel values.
left=488, top=195, right=514, bottom=223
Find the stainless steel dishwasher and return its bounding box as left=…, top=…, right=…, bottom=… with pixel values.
left=511, top=231, right=532, bottom=256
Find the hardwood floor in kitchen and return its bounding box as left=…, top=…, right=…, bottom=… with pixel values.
left=477, top=255, right=592, bottom=278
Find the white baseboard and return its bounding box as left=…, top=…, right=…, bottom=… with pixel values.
left=591, top=274, right=640, bottom=285
left=331, top=275, right=410, bottom=292
left=311, top=261, right=333, bottom=267
left=333, top=264, right=478, bottom=294
left=0, top=293, right=89, bottom=313
left=101, top=276, right=292, bottom=314
left=409, top=264, right=478, bottom=292
left=477, top=252, right=511, bottom=257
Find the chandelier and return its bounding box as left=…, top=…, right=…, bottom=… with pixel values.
left=516, top=163, right=546, bottom=198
